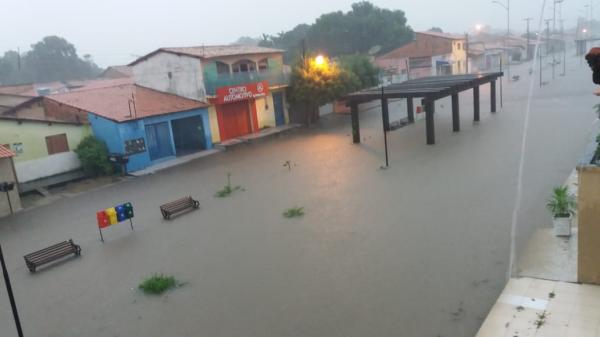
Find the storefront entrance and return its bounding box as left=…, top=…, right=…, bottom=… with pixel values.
left=171, top=115, right=206, bottom=156
left=217, top=100, right=255, bottom=141
left=273, top=92, right=285, bottom=126
left=145, top=122, right=173, bottom=161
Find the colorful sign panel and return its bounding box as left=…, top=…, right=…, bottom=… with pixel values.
left=215, top=81, right=269, bottom=105
left=96, top=202, right=134, bottom=241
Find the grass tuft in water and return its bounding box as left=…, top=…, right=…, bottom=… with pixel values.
left=283, top=206, right=305, bottom=218
left=139, top=274, right=178, bottom=295
left=215, top=173, right=244, bottom=198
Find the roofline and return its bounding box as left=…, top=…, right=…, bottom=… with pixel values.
left=128, top=47, right=285, bottom=66
left=1, top=96, right=43, bottom=115
left=417, top=31, right=465, bottom=40
left=88, top=105, right=208, bottom=123
left=0, top=113, right=85, bottom=126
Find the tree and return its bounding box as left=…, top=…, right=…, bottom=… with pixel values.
left=338, top=54, right=380, bottom=89
left=429, top=27, right=444, bottom=33
left=258, top=2, right=412, bottom=62
left=0, top=36, right=103, bottom=85
left=288, top=56, right=359, bottom=124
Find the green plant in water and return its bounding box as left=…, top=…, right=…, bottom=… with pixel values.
left=139, top=274, right=178, bottom=295
left=215, top=173, right=244, bottom=198
left=534, top=311, right=547, bottom=329
left=283, top=206, right=305, bottom=218
left=546, top=186, right=576, bottom=218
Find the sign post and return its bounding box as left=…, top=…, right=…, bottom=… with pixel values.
left=0, top=244, right=24, bottom=337
left=0, top=182, right=15, bottom=214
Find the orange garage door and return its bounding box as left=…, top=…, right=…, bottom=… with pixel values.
left=217, top=101, right=253, bottom=141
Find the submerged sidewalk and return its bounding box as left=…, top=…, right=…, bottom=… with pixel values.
left=131, top=124, right=302, bottom=176
left=476, top=277, right=600, bottom=337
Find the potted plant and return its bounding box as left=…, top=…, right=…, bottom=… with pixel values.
left=546, top=186, right=576, bottom=237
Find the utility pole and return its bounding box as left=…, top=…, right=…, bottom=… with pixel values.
left=552, top=0, right=564, bottom=80
left=545, top=18, right=552, bottom=74
left=524, top=18, right=533, bottom=60
left=493, top=0, right=511, bottom=76
left=1, top=244, right=24, bottom=337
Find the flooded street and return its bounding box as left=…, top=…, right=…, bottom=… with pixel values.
left=0, top=59, right=598, bottom=337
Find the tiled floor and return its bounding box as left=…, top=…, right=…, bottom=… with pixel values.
left=518, top=170, right=578, bottom=283
left=476, top=277, right=600, bottom=337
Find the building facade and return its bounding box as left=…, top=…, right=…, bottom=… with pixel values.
left=376, top=31, right=468, bottom=82
left=0, top=98, right=90, bottom=190
left=129, top=45, right=290, bottom=143
left=50, top=83, right=213, bottom=173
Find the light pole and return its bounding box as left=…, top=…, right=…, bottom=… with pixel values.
left=492, top=0, right=510, bottom=77
left=553, top=0, right=564, bottom=80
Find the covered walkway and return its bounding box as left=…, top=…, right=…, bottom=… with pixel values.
left=343, top=72, right=504, bottom=145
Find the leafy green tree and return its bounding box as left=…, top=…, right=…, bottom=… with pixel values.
left=0, top=36, right=103, bottom=85
left=289, top=56, right=359, bottom=124
left=429, top=27, right=444, bottom=33
left=338, top=54, right=380, bottom=89
left=259, top=2, right=412, bottom=62
left=74, top=136, right=114, bottom=176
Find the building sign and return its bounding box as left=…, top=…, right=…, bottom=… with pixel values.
left=216, top=81, right=269, bottom=104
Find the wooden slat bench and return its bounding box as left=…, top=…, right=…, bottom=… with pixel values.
left=160, top=196, right=200, bottom=219
left=24, top=239, right=81, bottom=273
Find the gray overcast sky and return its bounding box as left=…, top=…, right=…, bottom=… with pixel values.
left=0, top=0, right=590, bottom=67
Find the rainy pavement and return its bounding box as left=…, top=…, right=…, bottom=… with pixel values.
left=0, top=58, right=598, bottom=337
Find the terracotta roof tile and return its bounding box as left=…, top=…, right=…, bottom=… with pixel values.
left=0, top=144, right=15, bottom=158
left=0, top=78, right=133, bottom=97
left=48, top=84, right=209, bottom=123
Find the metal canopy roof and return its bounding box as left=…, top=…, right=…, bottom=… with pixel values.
left=344, top=72, right=503, bottom=102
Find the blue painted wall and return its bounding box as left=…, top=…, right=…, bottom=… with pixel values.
left=88, top=107, right=212, bottom=173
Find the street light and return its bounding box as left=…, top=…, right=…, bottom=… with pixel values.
left=492, top=0, right=511, bottom=77
left=314, top=55, right=325, bottom=68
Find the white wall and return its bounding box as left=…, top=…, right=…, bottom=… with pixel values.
left=15, top=151, right=81, bottom=183
left=132, top=52, right=206, bottom=101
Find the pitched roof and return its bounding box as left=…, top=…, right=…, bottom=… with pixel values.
left=419, top=31, right=465, bottom=40
left=0, top=144, right=15, bottom=158
left=129, top=45, right=284, bottom=65
left=0, top=78, right=133, bottom=97
left=377, top=31, right=465, bottom=61
left=100, top=65, right=133, bottom=78
left=47, top=84, right=209, bottom=122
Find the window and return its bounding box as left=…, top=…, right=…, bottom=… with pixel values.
left=216, top=61, right=230, bottom=75
left=12, top=143, right=23, bottom=154
left=232, top=59, right=256, bottom=73
left=258, top=58, right=268, bottom=72
left=46, top=134, right=69, bottom=155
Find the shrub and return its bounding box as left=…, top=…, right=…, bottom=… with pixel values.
left=74, top=136, right=113, bottom=176
left=138, top=274, right=177, bottom=295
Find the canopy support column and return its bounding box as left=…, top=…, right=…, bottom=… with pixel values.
left=473, top=85, right=480, bottom=122
left=351, top=102, right=360, bottom=144
left=425, top=99, right=435, bottom=145
left=407, top=97, right=415, bottom=123
left=490, top=80, right=497, bottom=113
left=452, top=93, right=460, bottom=132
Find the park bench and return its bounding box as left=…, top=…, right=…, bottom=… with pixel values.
left=160, top=196, right=200, bottom=219
left=23, top=239, right=81, bottom=272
